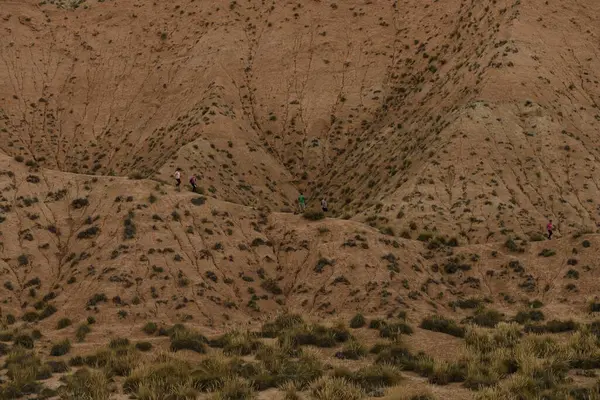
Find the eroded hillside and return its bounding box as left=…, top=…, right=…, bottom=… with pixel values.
left=2, top=0, right=600, bottom=399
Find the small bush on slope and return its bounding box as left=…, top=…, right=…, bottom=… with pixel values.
left=58, top=368, right=110, bottom=400
left=310, top=376, right=364, bottom=400
left=420, top=315, right=465, bottom=337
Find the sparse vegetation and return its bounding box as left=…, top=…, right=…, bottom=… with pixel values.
left=3, top=4, right=600, bottom=400
left=57, top=318, right=72, bottom=330
left=170, top=327, right=208, bottom=353
left=350, top=313, right=366, bottom=328
left=420, top=316, right=465, bottom=338
left=303, top=211, right=325, bottom=221
left=50, top=339, right=71, bottom=356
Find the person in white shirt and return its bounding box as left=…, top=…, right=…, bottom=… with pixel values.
left=321, top=198, right=328, bottom=212
left=174, top=169, right=181, bottom=188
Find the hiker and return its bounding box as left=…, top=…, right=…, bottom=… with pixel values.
left=189, top=175, right=197, bottom=192
left=321, top=198, right=328, bottom=212
left=298, top=192, right=306, bottom=212
left=547, top=219, right=554, bottom=240
left=174, top=169, right=181, bottom=188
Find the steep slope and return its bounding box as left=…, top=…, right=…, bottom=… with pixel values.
left=0, top=151, right=598, bottom=335
left=4, top=1, right=599, bottom=242
left=323, top=0, right=600, bottom=243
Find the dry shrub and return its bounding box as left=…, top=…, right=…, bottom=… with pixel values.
left=58, top=368, right=110, bottom=400
left=124, top=357, right=193, bottom=398
left=382, top=386, right=436, bottom=399
left=310, top=376, right=364, bottom=400
left=212, top=377, right=256, bottom=400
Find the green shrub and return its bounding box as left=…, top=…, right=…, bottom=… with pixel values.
left=369, top=319, right=385, bottom=329
left=46, top=360, right=69, bottom=373
left=538, top=248, right=556, bottom=257
left=336, top=340, right=367, bottom=360
left=303, top=211, right=325, bottom=221
left=260, top=278, right=283, bottom=295
left=209, top=331, right=261, bottom=356
left=590, top=303, right=600, bottom=313
left=260, top=314, right=305, bottom=338
left=252, top=347, right=323, bottom=389
left=87, top=293, right=107, bottom=307
left=189, top=356, right=230, bottom=392
left=22, top=311, right=39, bottom=322
left=58, top=368, right=110, bottom=399
left=14, top=334, right=34, bottom=349
left=57, top=318, right=72, bottom=330
left=379, top=322, right=413, bottom=338
left=135, top=342, right=153, bottom=352
left=333, top=364, right=402, bottom=391
left=505, top=238, right=521, bottom=252
left=214, top=377, right=256, bottom=399
left=450, top=298, right=482, bottom=309
left=50, top=339, right=71, bottom=356
left=309, top=376, right=363, bottom=400
left=514, top=310, right=545, bottom=324
left=123, top=359, right=190, bottom=396
left=109, top=337, right=130, bottom=348
left=142, top=321, right=158, bottom=335
left=170, top=328, right=208, bottom=353
left=71, top=198, right=89, bottom=209
left=191, top=196, right=206, bottom=206
left=76, top=324, right=91, bottom=342
left=428, top=361, right=467, bottom=385
left=443, top=259, right=471, bottom=274
left=277, top=323, right=350, bottom=349
left=524, top=320, right=578, bottom=334
left=375, top=343, right=434, bottom=377
left=466, top=309, right=504, bottom=328
left=314, top=258, right=334, bottom=273
left=77, top=226, right=100, bottom=239
left=349, top=313, right=366, bottom=329
left=39, top=304, right=57, bottom=319
left=565, top=269, right=580, bottom=279
left=420, top=316, right=465, bottom=338
left=417, top=233, right=433, bottom=242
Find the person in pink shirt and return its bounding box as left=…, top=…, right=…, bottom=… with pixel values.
left=547, top=220, right=553, bottom=240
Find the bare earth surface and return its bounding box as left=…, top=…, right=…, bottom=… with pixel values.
left=1, top=0, right=600, bottom=399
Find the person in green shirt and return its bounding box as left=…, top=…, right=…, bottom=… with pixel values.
left=298, top=193, right=306, bottom=212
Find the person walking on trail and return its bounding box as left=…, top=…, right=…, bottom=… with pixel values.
left=321, top=198, right=328, bottom=212
left=174, top=169, right=181, bottom=189
left=189, top=175, right=197, bottom=192
left=298, top=193, right=306, bottom=212
left=547, top=219, right=554, bottom=240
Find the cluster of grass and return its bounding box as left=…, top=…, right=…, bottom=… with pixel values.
left=122, top=345, right=324, bottom=398
left=276, top=321, right=351, bottom=349
left=209, top=330, right=262, bottom=356
left=463, top=308, right=505, bottom=328
left=420, top=315, right=466, bottom=338
left=513, top=309, right=545, bottom=324
left=0, top=348, right=46, bottom=398
left=58, top=368, right=109, bottom=399
left=349, top=313, right=366, bottom=328
left=523, top=319, right=578, bottom=334
left=332, top=364, right=402, bottom=393
left=466, top=323, right=600, bottom=398
left=449, top=297, right=485, bottom=310
left=303, top=211, right=325, bottom=221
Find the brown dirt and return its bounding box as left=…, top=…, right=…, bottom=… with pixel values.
left=1, top=0, right=600, bottom=398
